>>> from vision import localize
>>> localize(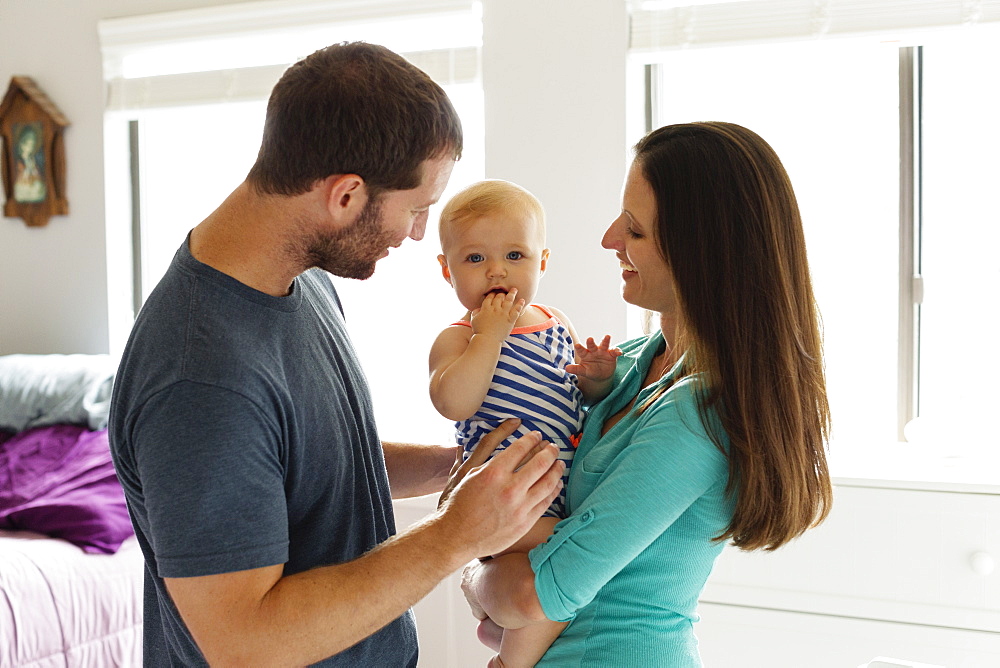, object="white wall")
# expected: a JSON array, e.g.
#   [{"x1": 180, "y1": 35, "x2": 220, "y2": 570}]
[
  {"x1": 482, "y1": 0, "x2": 629, "y2": 343},
  {"x1": 0, "y1": 0, "x2": 238, "y2": 355},
  {"x1": 0, "y1": 0, "x2": 630, "y2": 355}
]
